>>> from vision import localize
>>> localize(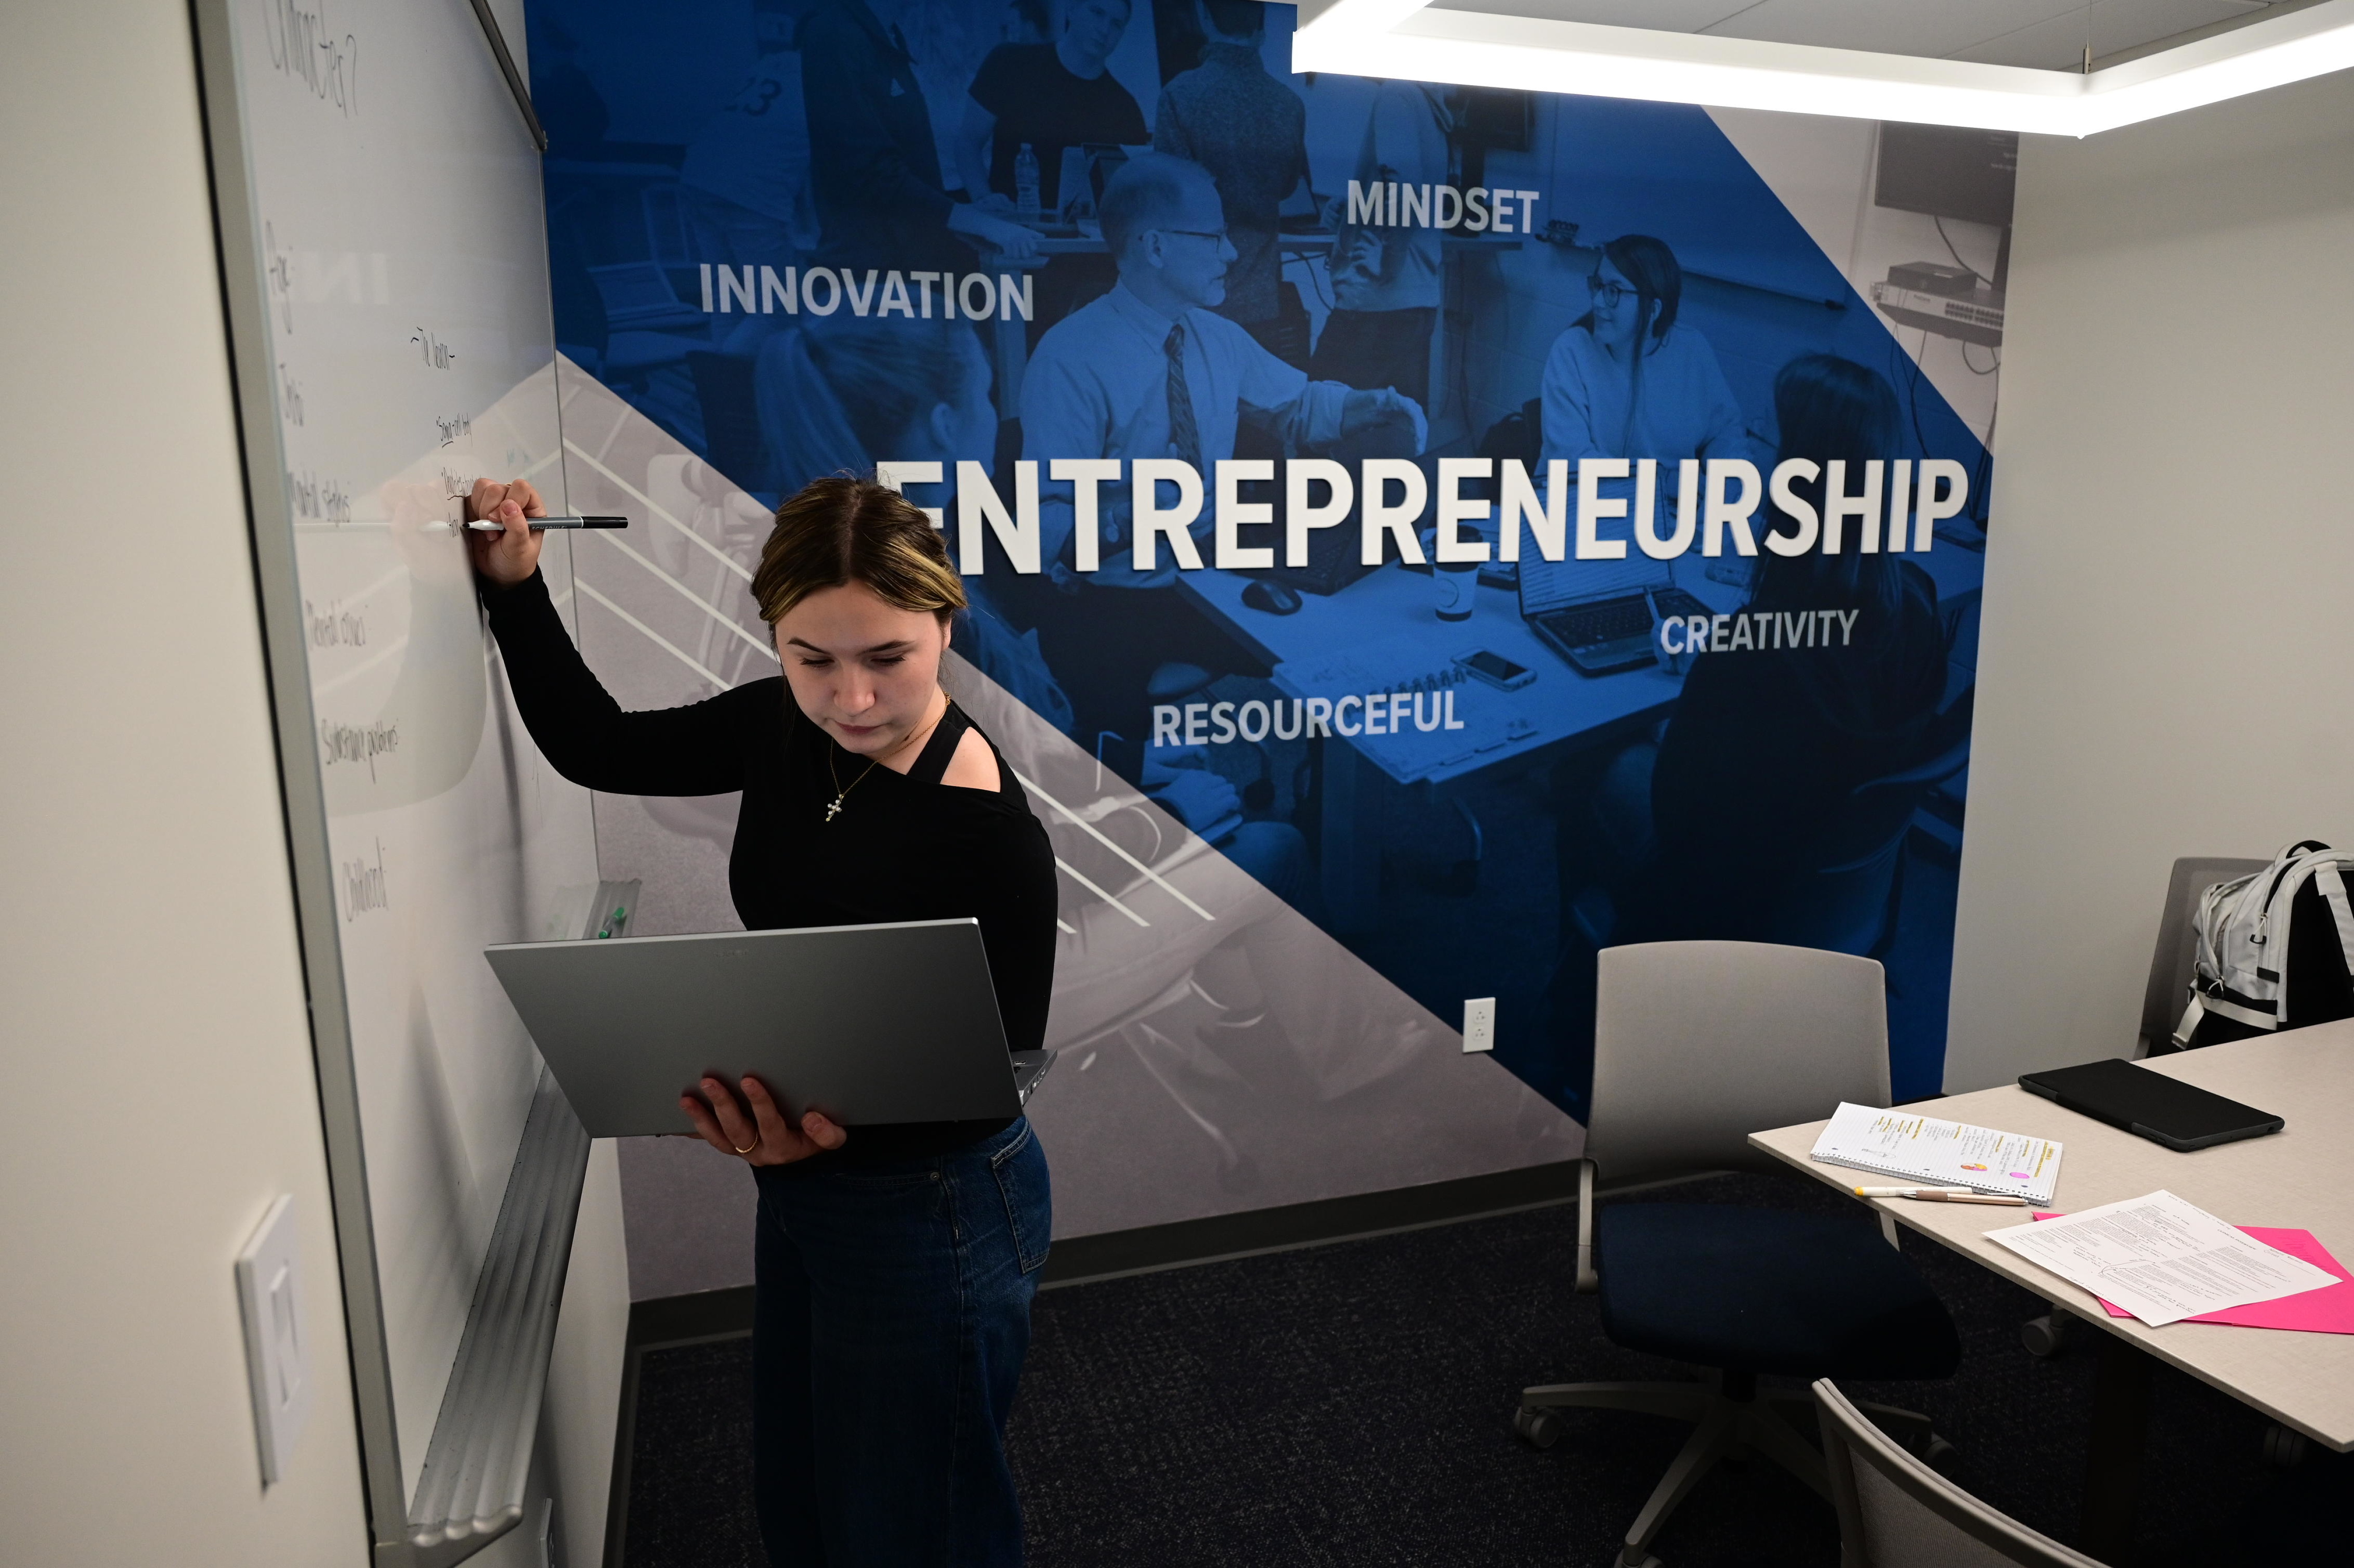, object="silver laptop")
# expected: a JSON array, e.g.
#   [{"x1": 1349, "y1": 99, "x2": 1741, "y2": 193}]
[
  {"x1": 1517, "y1": 553, "x2": 1708, "y2": 676},
  {"x1": 483, "y1": 918, "x2": 1049, "y2": 1139}
]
